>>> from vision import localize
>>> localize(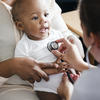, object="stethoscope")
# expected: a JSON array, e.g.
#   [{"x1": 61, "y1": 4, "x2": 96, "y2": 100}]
[{"x1": 47, "y1": 41, "x2": 75, "y2": 84}]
